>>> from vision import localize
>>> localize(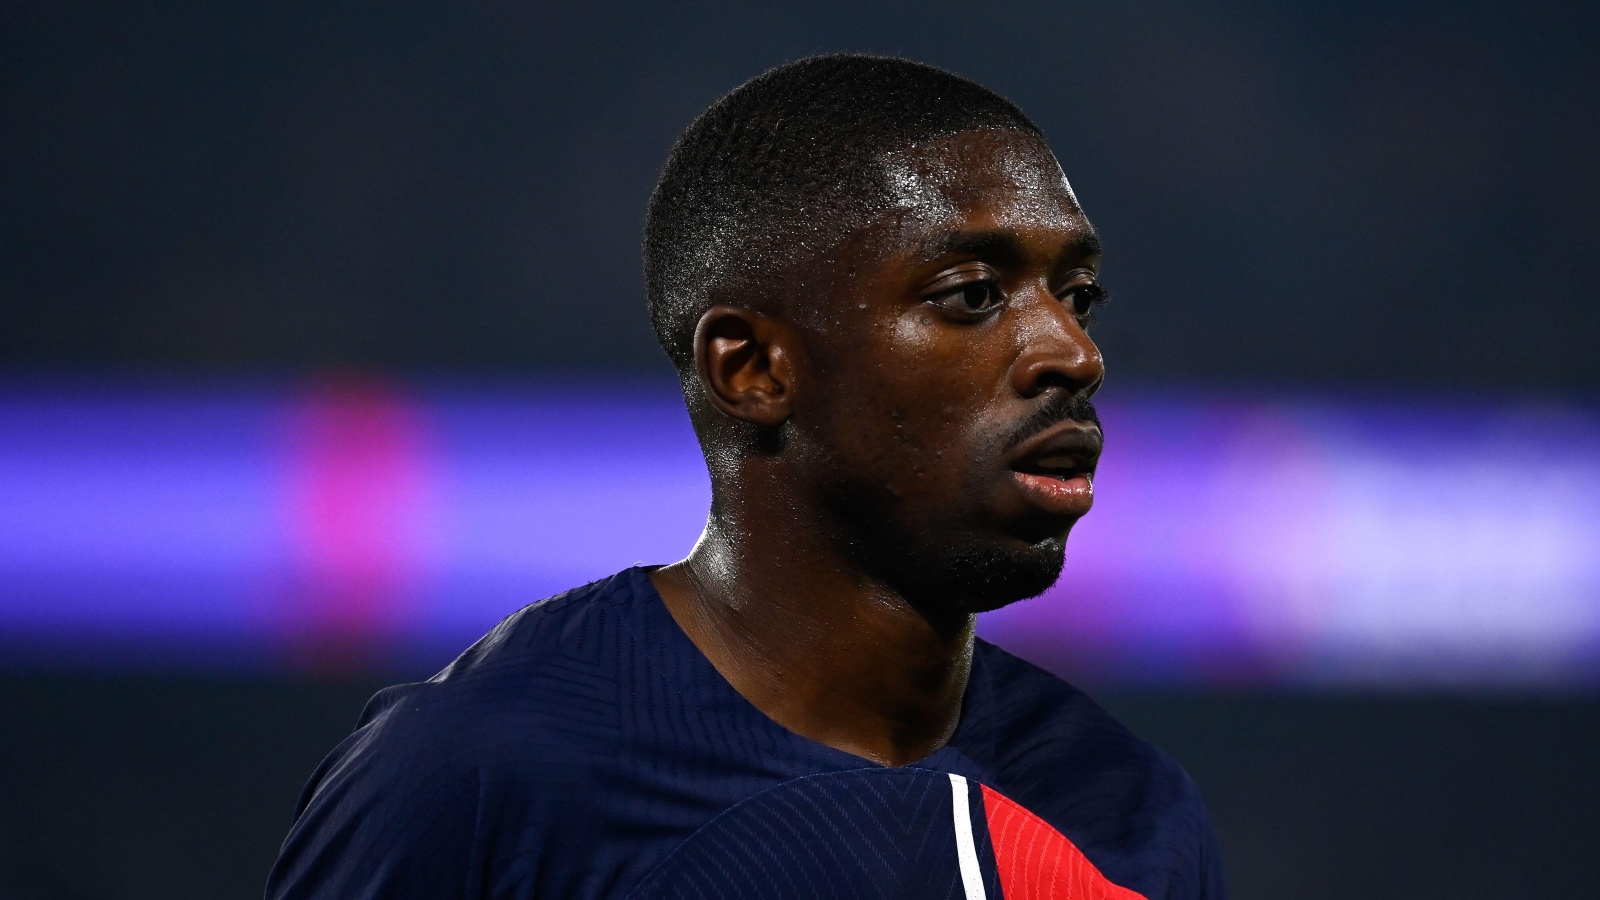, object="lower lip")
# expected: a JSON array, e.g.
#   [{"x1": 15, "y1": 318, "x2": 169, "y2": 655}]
[{"x1": 1011, "y1": 471, "x2": 1095, "y2": 517}]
